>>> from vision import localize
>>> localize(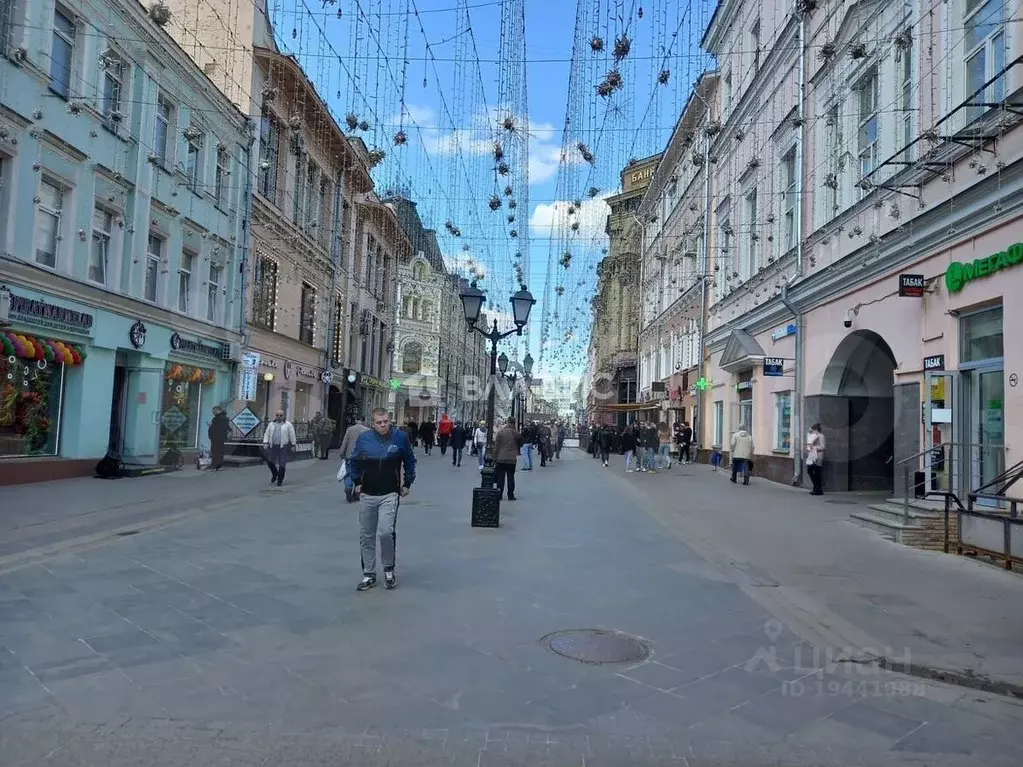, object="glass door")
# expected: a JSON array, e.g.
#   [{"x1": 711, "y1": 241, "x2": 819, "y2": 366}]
[
  {"x1": 925, "y1": 372, "x2": 956, "y2": 494},
  {"x1": 974, "y1": 370, "x2": 1005, "y2": 498}
]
